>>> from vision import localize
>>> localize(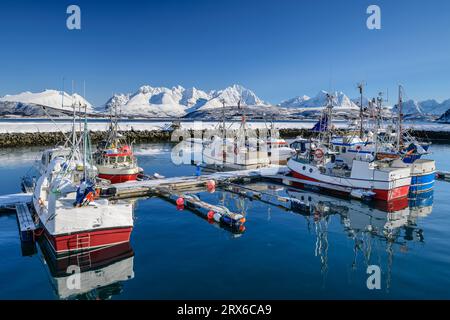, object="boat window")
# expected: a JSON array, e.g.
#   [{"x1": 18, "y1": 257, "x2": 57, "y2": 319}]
[
  {"x1": 117, "y1": 157, "x2": 124, "y2": 163},
  {"x1": 302, "y1": 166, "x2": 306, "y2": 171},
  {"x1": 110, "y1": 157, "x2": 117, "y2": 164},
  {"x1": 309, "y1": 168, "x2": 313, "y2": 173},
  {"x1": 342, "y1": 147, "x2": 347, "y2": 153}
]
